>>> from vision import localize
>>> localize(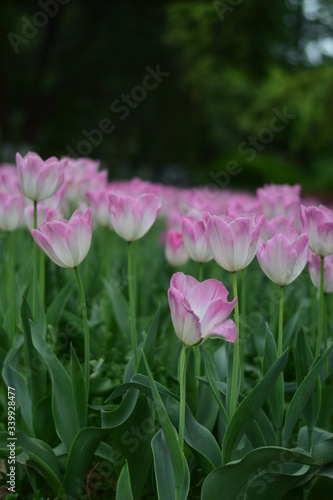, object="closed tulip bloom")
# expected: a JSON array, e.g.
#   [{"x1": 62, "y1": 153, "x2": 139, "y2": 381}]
[
  {"x1": 308, "y1": 252, "x2": 333, "y2": 293},
  {"x1": 164, "y1": 230, "x2": 189, "y2": 267},
  {"x1": 168, "y1": 272, "x2": 237, "y2": 346},
  {"x1": 0, "y1": 193, "x2": 25, "y2": 231},
  {"x1": 300, "y1": 204, "x2": 333, "y2": 257},
  {"x1": 257, "y1": 228, "x2": 308, "y2": 286},
  {"x1": 31, "y1": 208, "x2": 92, "y2": 268},
  {"x1": 16, "y1": 152, "x2": 67, "y2": 202},
  {"x1": 108, "y1": 192, "x2": 162, "y2": 241},
  {"x1": 24, "y1": 204, "x2": 63, "y2": 231},
  {"x1": 207, "y1": 213, "x2": 264, "y2": 272},
  {"x1": 181, "y1": 215, "x2": 213, "y2": 263},
  {"x1": 86, "y1": 189, "x2": 113, "y2": 228}
]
